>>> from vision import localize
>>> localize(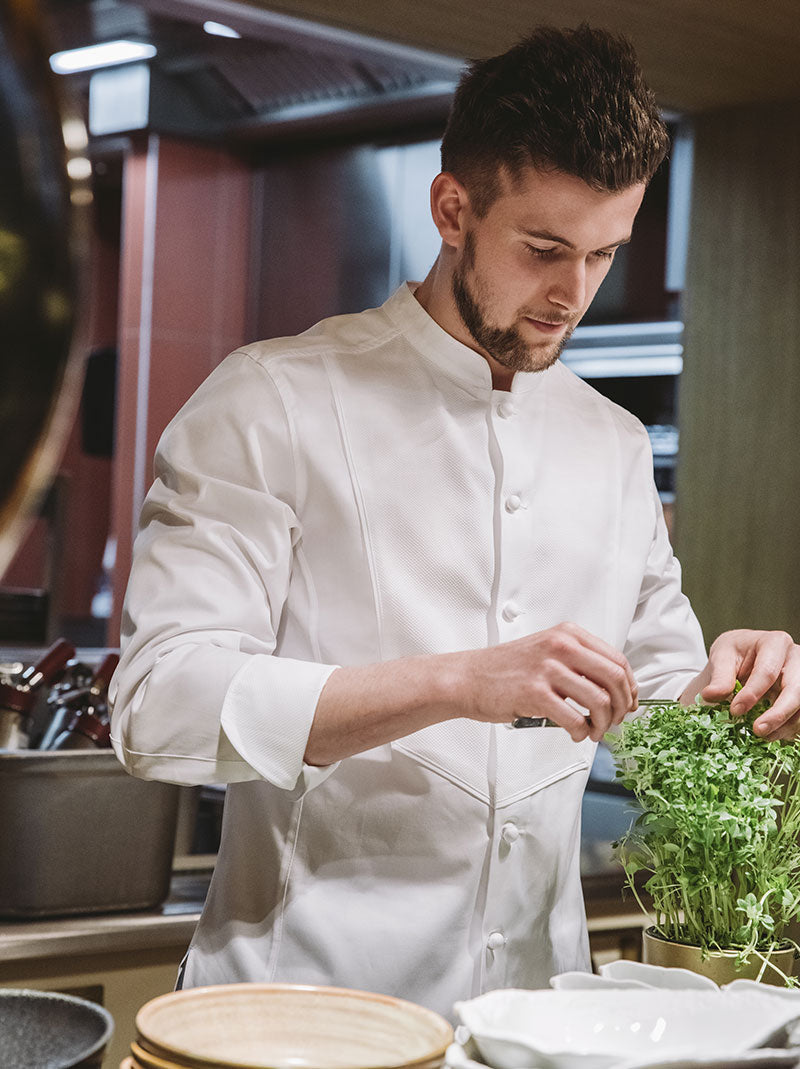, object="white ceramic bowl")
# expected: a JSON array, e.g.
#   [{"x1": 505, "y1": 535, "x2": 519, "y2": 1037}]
[
  {"x1": 598, "y1": 960, "x2": 720, "y2": 991},
  {"x1": 454, "y1": 988, "x2": 800, "y2": 1069},
  {"x1": 135, "y1": 982, "x2": 453, "y2": 1069}
]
